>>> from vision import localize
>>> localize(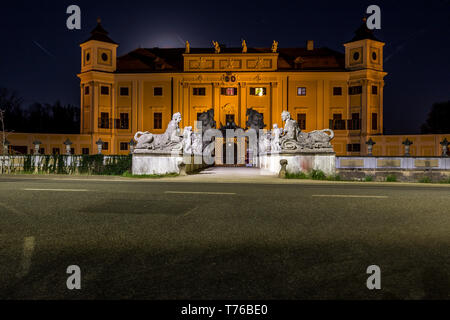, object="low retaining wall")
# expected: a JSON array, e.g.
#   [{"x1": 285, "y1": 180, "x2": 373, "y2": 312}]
[
  {"x1": 0, "y1": 155, "x2": 131, "y2": 175},
  {"x1": 259, "y1": 153, "x2": 336, "y2": 176},
  {"x1": 337, "y1": 156, "x2": 450, "y2": 182},
  {"x1": 337, "y1": 156, "x2": 450, "y2": 170},
  {"x1": 132, "y1": 153, "x2": 208, "y2": 175},
  {"x1": 338, "y1": 169, "x2": 450, "y2": 182}
]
